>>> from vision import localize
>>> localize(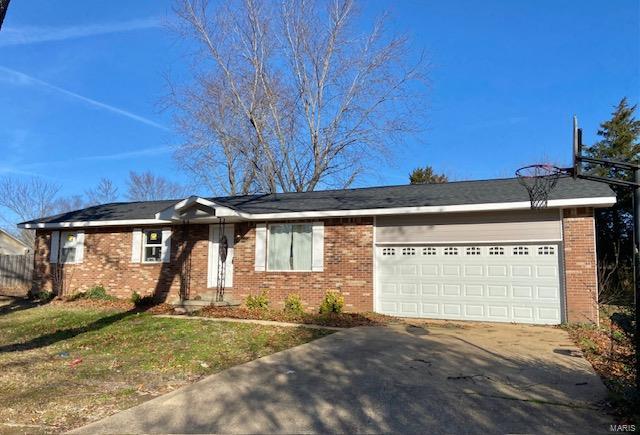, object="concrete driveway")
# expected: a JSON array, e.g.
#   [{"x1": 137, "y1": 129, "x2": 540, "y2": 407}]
[{"x1": 74, "y1": 321, "x2": 611, "y2": 434}]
